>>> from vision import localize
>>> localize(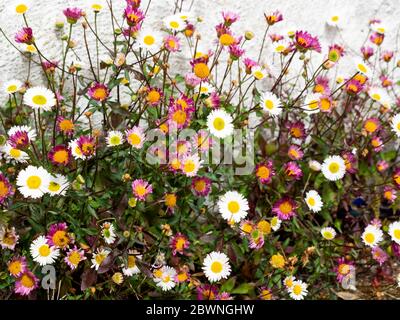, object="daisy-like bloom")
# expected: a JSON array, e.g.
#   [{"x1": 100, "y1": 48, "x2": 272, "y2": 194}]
[
  {"x1": 391, "y1": 114, "x2": 400, "y2": 137},
  {"x1": 191, "y1": 56, "x2": 211, "y2": 80},
  {"x1": 259, "y1": 287, "x2": 273, "y2": 300},
  {"x1": 16, "y1": 165, "x2": 51, "y2": 199},
  {"x1": 164, "y1": 35, "x2": 181, "y2": 52},
  {"x1": 361, "y1": 46, "x2": 374, "y2": 60},
  {"x1": 229, "y1": 44, "x2": 245, "y2": 60},
  {"x1": 294, "y1": 31, "x2": 321, "y2": 53},
  {"x1": 271, "y1": 216, "x2": 281, "y2": 231},
  {"x1": 321, "y1": 155, "x2": 346, "y2": 181},
  {"x1": 122, "y1": 253, "x2": 141, "y2": 276},
  {"x1": 371, "y1": 21, "x2": 387, "y2": 34},
  {"x1": 222, "y1": 11, "x2": 239, "y2": 26},
  {"x1": 393, "y1": 167, "x2": 400, "y2": 188},
  {"x1": 363, "y1": 118, "x2": 380, "y2": 135},
  {"x1": 368, "y1": 87, "x2": 388, "y2": 104},
  {"x1": 383, "y1": 186, "x2": 397, "y2": 203},
  {"x1": 248, "y1": 229, "x2": 265, "y2": 250},
  {"x1": 216, "y1": 292, "x2": 232, "y2": 300},
  {"x1": 388, "y1": 221, "x2": 400, "y2": 245},
  {"x1": 361, "y1": 224, "x2": 383, "y2": 247},
  {"x1": 264, "y1": 10, "x2": 283, "y2": 25},
  {"x1": 106, "y1": 130, "x2": 124, "y2": 147},
  {"x1": 272, "y1": 197, "x2": 297, "y2": 220},
  {"x1": 284, "y1": 161, "x2": 303, "y2": 180},
  {"x1": 197, "y1": 284, "x2": 218, "y2": 300},
  {"x1": 164, "y1": 193, "x2": 177, "y2": 213},
  {"x1": 289, "y1": 280, "x2": 308, "y2": 300},
  {"x1": 15, "y1": 27, "x2": 33, "y2": 44},
  {"x1": 47, "y1": 222, "x2": 70, "y2": 249},
  {"x1": 77, "y1": 135, "x2": 96, "y2": 159},
  {"x1": 180, "y1": 154, "x2": 202, "y2": 177},
  {"x1": 1, "y1": 143, "x2": 29, "y2": 163},
  {"x1": 192, "y1": 130, "x2": 212, "y2": 153},
  {"x1": 243, "y1": 57, "x2": 257, "y2": 74},
  {"x1": 56, "y1": 117, "x2": 75, "y2": 136},
  {"x1": 30, "y1": 236, "x2": 60, "y2": 266},
  {"x1": 124, "y1": 4, "x2": 144, "y2": 25},
  {"x1": 239, "y1": 220, "x2": 255, "y2": 237},
  {"x1": 372, "y1": 246, "x2": 388, "y2": 266},
  {"x1": 136, "y1": 29, "x2": 162, "y2": 52},
  {"x1": 345, "y1": 78, "x2": 364, "y2": 95},
  {"x1": 68, "y1": 139, "x2": 85, "y2": 160},
  {"x1": 0, "y1": 173, "x2": 14, "y2": 204},
  {"x1": 0, "y1": 226, "x2": 19, "y2": 250},
  {"x1": 370, "y1": 32, "x2": 384, "y2": 46},
  {"x1": 305, "y1": 190, "x2": 323, "y2": 212},
  {"x1": 8, "y1": 256, "x2": 27, "y2": 278},
  {"x1": 14, "y1": 271, "x2": 39, "y2": 296},
  {"x1": 88, "y1": 82, "x2": 110, "y2": 102},
  {"x1": 41, "y1": 60, "x2": 58, "y2": 74},
  {"x1": 63, "y1": 7, "x2": 84, "y2": 24},
  {"x1": 145, "y1": 87, "x2": 163, "y2": 106},
  {"x1": 270, "y1": 253, "x2": 285, "y2": 269},
  {"x1": 371, "y1": 136, "x2": 384, "y2": 152},
  {"x1": 321, "y1": 227, "x2": 336, "y2": 240},
  {"x1": 89, "y1": 0, "x2": 106, "y2": 12},
  {"x1": 112, "y1": 272, "x2": 124, "y2": 285},
  {"x1": 283, "y1": 276, "x2": 296, "y2": 289},
  {"x1": 260, "y1": 92, "x2": 282, "y2": 116},
  {"x1": 355, "y1": 59, "x2": 371, "y2": 77},
  {"x1": 132, "y1": 179, "x2": 152, "y2": 201},
  {"x1": 314, "y1": 76, "x2": 330, "y2": 95},
  {"x1": 207, "y1": 109, "x2": 234, "y2": 139},
  {"x1": 3, "y1": 79, "x2": 23, "y2": 94},
  {"x1": 205, "y1": 91, "x2": 221, "y2": 109},
  {"x1": 164, "y1": 14, "x2": 186, "y2": 31},
  {"x1": 335, "y1": 257, "x2": 355, "y2": 284},
  {"x1": 175, "y1": 266, "x2": 191, "y2": 283},
  {"x1": 48, "y1": 145, "x2": 71, "y2": 166},
  {"x1": 8, "y1": 125, "x2": 36, "y2": 149},
  {"x1": 125, "y1": 126, "x2": 146, "y2": 149},
  {"x1": 252, "y1": 66, "x2": 268, "y2": 80},
  {"x1": 303, "y1": 93, "x2": 321, "y2": 114},
  {"x1": 287, "y1": 120, "x2": 306, "y2": 140},
  {"x1": 342, "y1": 151, "x2": 357, "y2": 174},
  {"x1": 377, "y1": 160, "x2": 389, "y2": 173},
  {"x1": 47, "y1": 174, "x2": 69, "y2": 197},
  {"x1": 191, "y1": 176, "x2": 212, "y2": 196},
  {"x1": 170, "y1": 232, "x2": 190, "y2": 256},
  {"x1": 326, "y1": 14, "x2": 342, "y2": 27},
  {"x1": 202, "y1": 251, "x2": 231, "y2": 283},
  {"x1": 217, "y1": 191, "x2": 249, "y2": 223},
  {"x1": 381, "y1": 50, "x2": 394, "y2": 62},
  {"x1": 24, "y1": 86, "x2": 56, "y2": 111},
  {"x1": 288, "y1": 145, "x2": 304, "y2": 161},
  {"x1": 101, "y1": 222, "x2": 116, "y2": 244},
  {"x1": 12, "y1": 0, "x2": 31, "y2": 14},
  {"x1": 195, "y1": 82, "x2": 212, "y2": 96},
  {"x1": 255, "y1": 160, "x2": 275, "y2": 184},
  {"x1": 154, "y1": 266, "x2": 177, "y2": 291},
  {"x1": 91, "y1": 248, "x2": 110, "y2": 271},
  {"x1": 380, "y1": 75, "x2": 393, "y2": 88}
]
